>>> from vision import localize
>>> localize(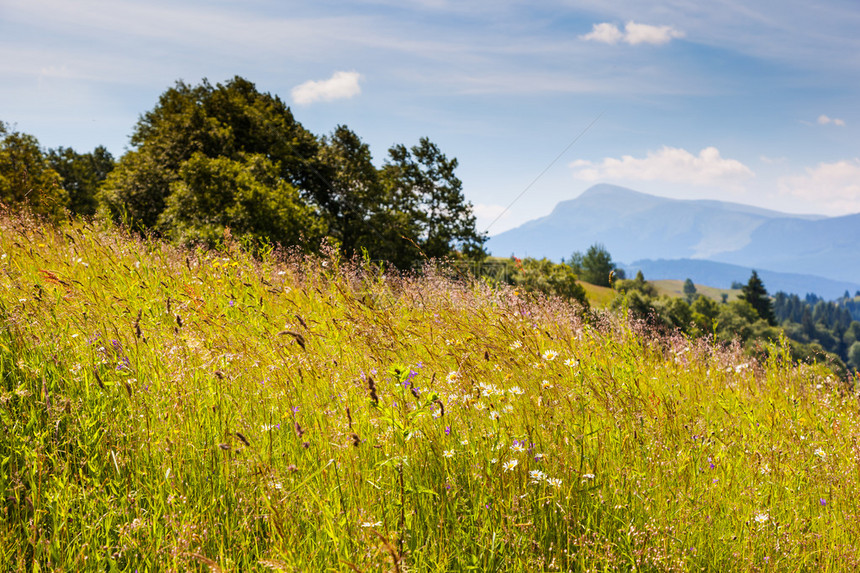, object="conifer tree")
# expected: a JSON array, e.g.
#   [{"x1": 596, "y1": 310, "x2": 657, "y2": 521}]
[{"x1": 740, "y1": 270, "x2": 776, "y2": 325}]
